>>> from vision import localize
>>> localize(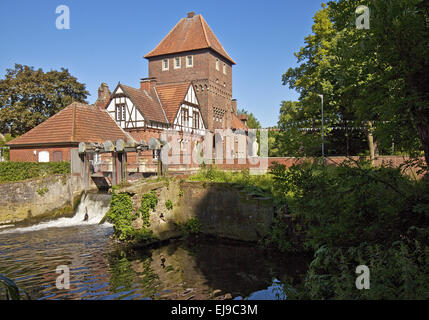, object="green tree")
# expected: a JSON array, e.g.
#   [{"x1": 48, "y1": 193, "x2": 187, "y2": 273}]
[
  {"x1": 0, "y1": 64, "x2": 89, "y2": 136},
  {"x1": 328, "y1": 0, "x2": 429, "y2": 164},
  {"x1": 0, "y1": 133, "x2": 13, "y2": 160}
]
